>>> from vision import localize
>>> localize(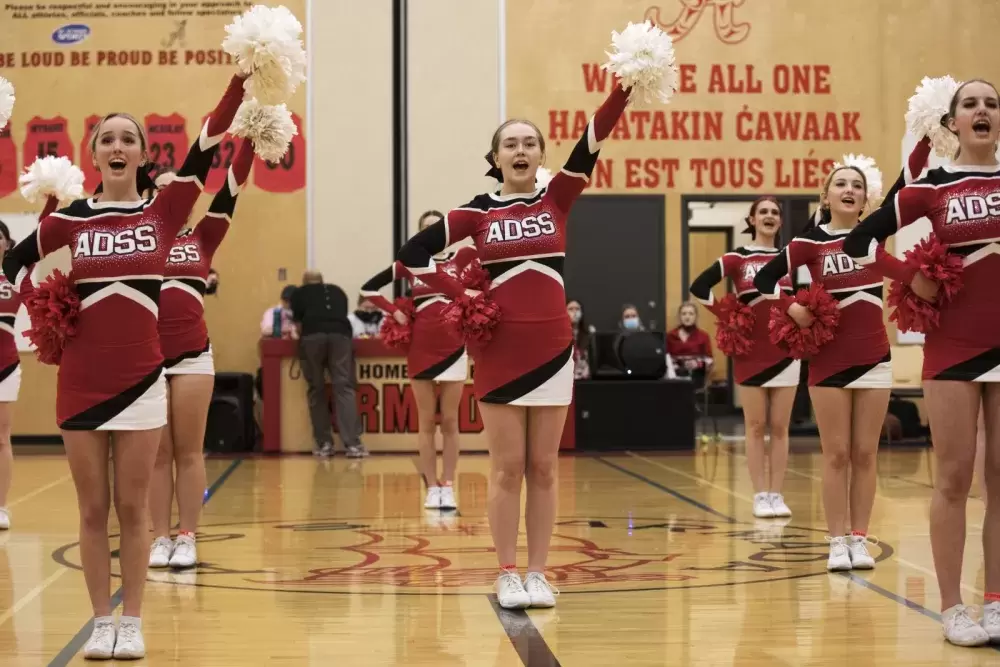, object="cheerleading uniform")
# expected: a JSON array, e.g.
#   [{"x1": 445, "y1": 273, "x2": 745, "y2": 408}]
[
  {"x1": 362, "y1": 245, "x2": 477, "y2": 382},
  {"x1": 845, "y1": 163, "x2": 1000, "y2": 382},
  {"x1": 0, "y1": 276, "x2": 20, "y2": 402},
  {"x1": 754, "y1": 225, "x2": 891, "y2": 388},
  {"x1": 395, "y1": 83, "x2": 630, "y2": 405},
  {"x1": 1, "y1": 75, "x2": 245, "y2": 430},
  {"x1": 690, "y1": 246, "x2": 800, "y2": 387},
  {"x1": 160, "y1": 138, "x2": 253, "y2": 377}
]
